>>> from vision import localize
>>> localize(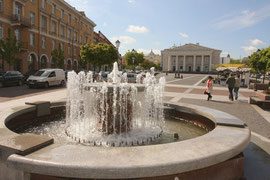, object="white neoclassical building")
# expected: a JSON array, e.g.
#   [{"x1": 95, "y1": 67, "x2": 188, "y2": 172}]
[{"x1": 161, "y1": 43, "x2": 222, "y2": 72}]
